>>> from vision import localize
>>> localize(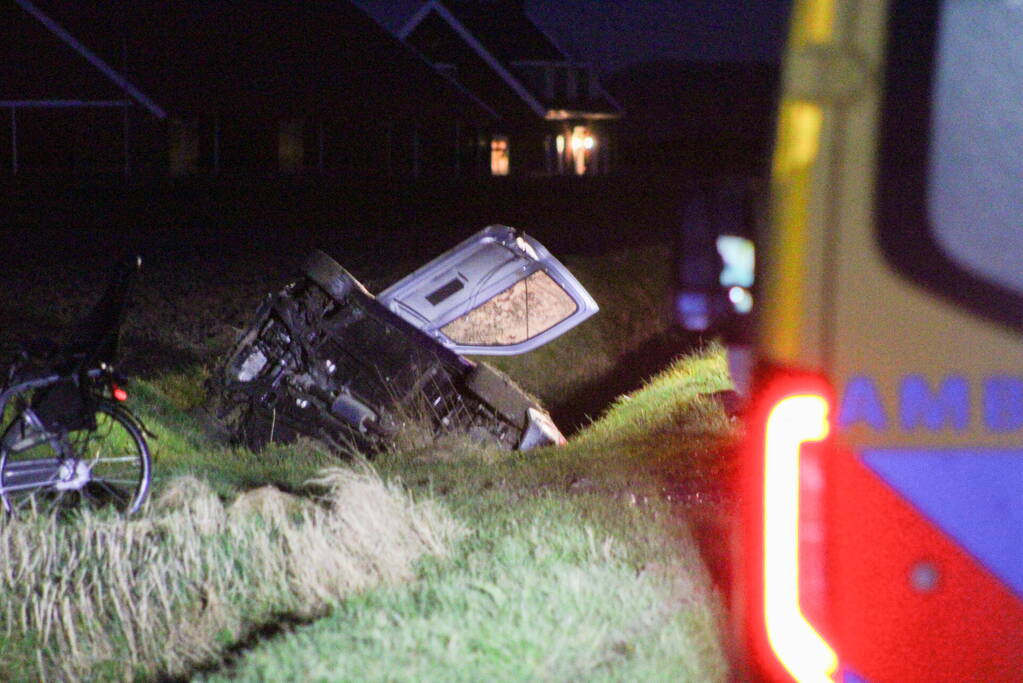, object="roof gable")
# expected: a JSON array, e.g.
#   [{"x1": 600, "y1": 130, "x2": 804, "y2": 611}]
[
  {"x1": 162, "y1": 0, "x2": 496, "y2": 119},
  {"x1": 443, "y1": 0, "x2": 565, "y2": 64},
  {"x1": 17, "y1": 0, "x2": 497, "y2": 122},
  {"x1": 400, "y1": 0, "x2": 546, "y2": 117},
  {"x1": 400, "y1": 0, "x2": 622, "y2": 119},
  {"x1": 4, "y1": 0, "x2": 165, "y2": 117}
]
